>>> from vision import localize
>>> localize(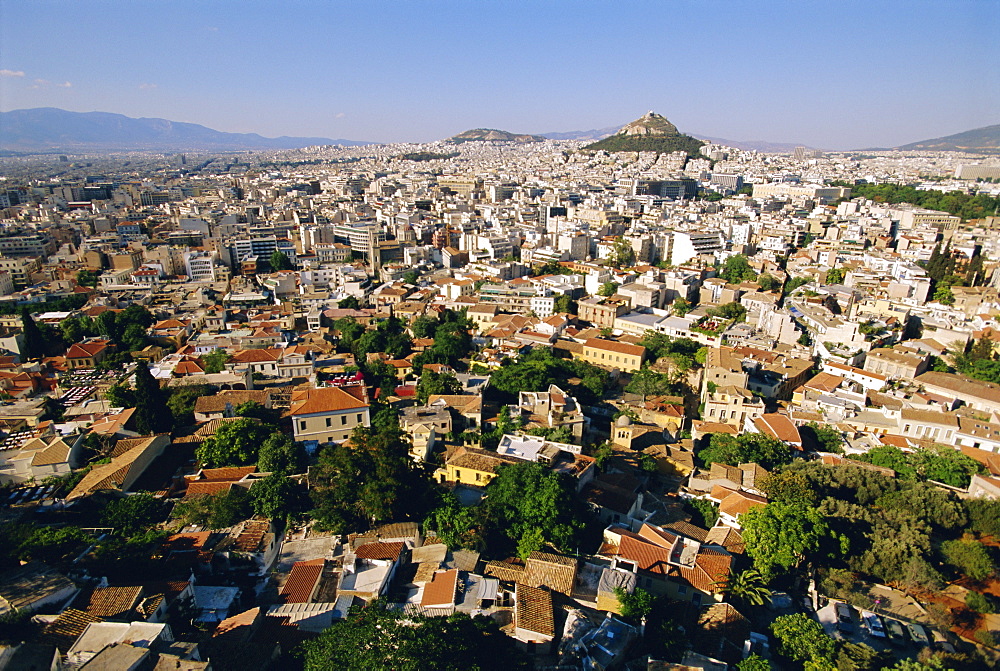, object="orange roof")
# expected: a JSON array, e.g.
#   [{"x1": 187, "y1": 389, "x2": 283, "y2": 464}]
[
  {"x1": 66, "y1": 340, "x2": 110, "y2": 359},
  {"x1": 191, "y1": 466, "x2": 257, "y2": 481},
  {"x1": 231, "y1": 349, "x2": 279, "y2": 363},
  {"x1": 584, "y1": 338, "x2": 646, "y2": 357},
  {"x1": 280, "y1": 560, "x2": 324, "y2": 603},
  {"x1": 355, "y1": 541, "x2": 404, "y2": 561},
  {"x1": 173, "y1": 360, "x2": 205, "y2": 374},
  {"x1": 290, "y1": 386, "x2": 368, "y2": 416},
  {"x1": 420, "y1": 569, "x2": 459, "y2": 608},
  {"x1": 185, "y1": 481, "x2": 235, "y2": 498},
  {"x1": 753, "y1": 414, "x2": 802, "y2": 447}
]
